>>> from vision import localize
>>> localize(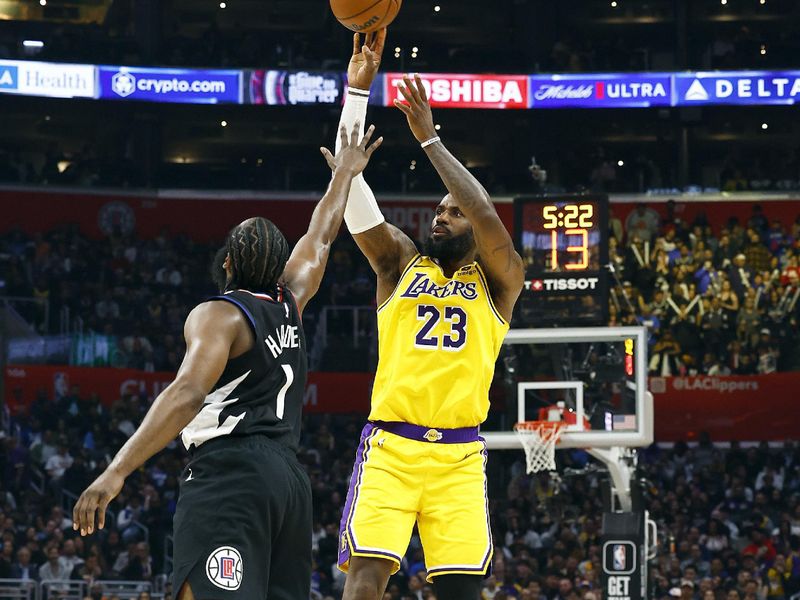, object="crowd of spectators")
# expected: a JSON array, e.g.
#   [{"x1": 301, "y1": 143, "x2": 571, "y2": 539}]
[
  {"x1": 2, "y1": 393, "x2": 800, "y2": 600},
  {"x1": 610, "y1": 203, "x2": 800, "y2": 375}
]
